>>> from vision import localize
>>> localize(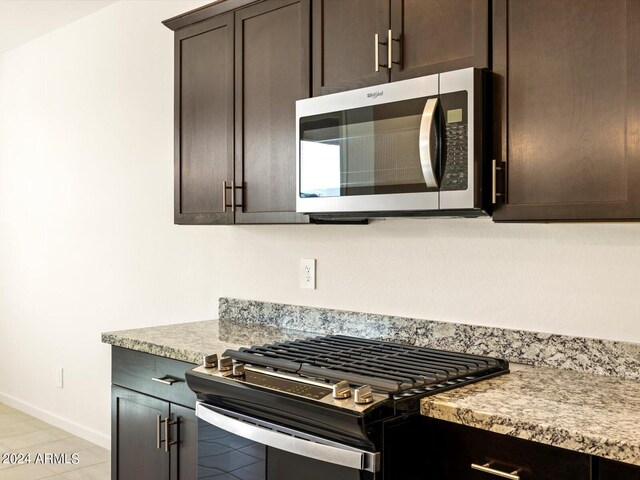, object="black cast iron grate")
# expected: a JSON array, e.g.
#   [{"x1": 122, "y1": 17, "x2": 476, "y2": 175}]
[{"x1": 225, "y1": 335, "x2": 508, "y2": 394}]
